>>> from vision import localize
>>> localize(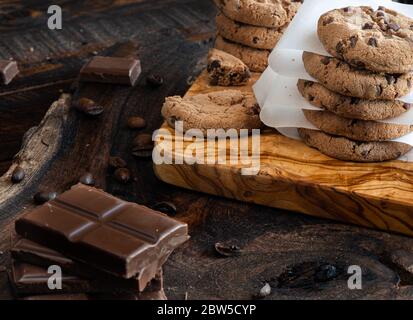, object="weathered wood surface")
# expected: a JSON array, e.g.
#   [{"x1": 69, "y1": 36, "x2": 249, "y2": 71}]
[{"x1": 1, "y1": 0, "x2": 413, "y2": 300}]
